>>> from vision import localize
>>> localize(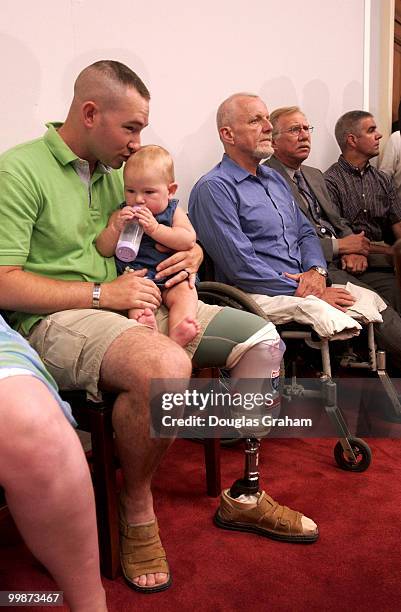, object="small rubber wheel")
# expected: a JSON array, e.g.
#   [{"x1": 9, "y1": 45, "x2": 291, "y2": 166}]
[{"x1": 334, "y1": 437, "x2": 372, "y2": 472}]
